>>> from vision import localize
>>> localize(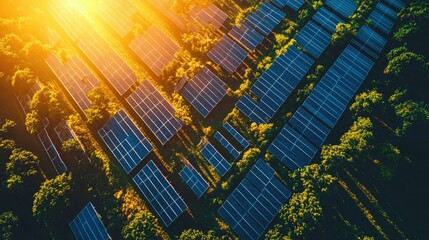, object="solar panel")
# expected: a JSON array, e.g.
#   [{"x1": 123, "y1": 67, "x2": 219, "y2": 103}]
[
  {"x1": 133, "y1": 160, "x2": 187, "y2": 226},
  {"x1": 384, "y1": 0, "x2": 405, "y2": 11},
  {"x1": 98, "y1": 0, "x2": 137, "y2": 38},
  {"x1": 16, "y1": 82, "x2": 41, "y2": 115},
  {"x1": 77, "y1": 32, "x2": 137, "y2": 95},
  {"x1": 325, "y1": 0, "x2": 358, "y2": 19},
  {"x1": 200, "y1": 141, "x2": 231, "y2": 177},
  {"x1": 272, "y1": 0, "x2": 305, "y2": 12},
  {"x1": 126, "y1": 80, "x2": 183, "y2": 145},
  {"x1": 228, "y1": 22, "x2": 265, "y2": 51},
  {"x1": 218, "y1": 159, "x2": 292, "y2": 240},
  {"x1": 236, "y1": 46, "x2": 314, "y2": 123},
  {"x1": 312, "y1": 7, "x2": 344, "y2": 34},
  {"x1": 54, "y1": 120, "x2": 74, "y2": 143},
  {"x1": 180, "y1": 67, "x2": 227, "y2": 118},
  {"x1": 47, "y1": 28, "x2": 60, "y2": 46},
  {"x1": 295, "y1": 20, "x2": 333, "y2": 59},
  {"x1": 369, "y1": 2, "x2": 398, "y2": 34},
  {"x1": 38, "y1": 119, "x2": 67, "y2": 175},
  {"x1": 189, "y1": 3, "x2": 228, "y2": 29},
  {"x1": 352, "y1": 25, "x2": 387, "y2": 59},
  {"x1": 69, "y1": 202, "x2": 110, "y2": 240},
  {"x1": 179, "y1": 163, "x2": 209, "y2": 198},
  {"x1": 129, "y1": 26, "x2": 180, "y2": 77},
  {"x1": 214, "y1": 132, "x2": 240, "y2": 160},
  {"x1": 45, "y1": 54, "x2": 99, "y2": 112},
  {"x1": 207, "y1": 35, "x2": 248, "y2": 74},
  {"x1": 223, "y1": 122, "x2": 250, "y2": 149},
  {"x1": 244, "y1": 2, "x2": 286, "y2": 36},
  {"x1": 146, "y1": 0, "x2": 187, "y2": 30},
  {"x1": 50, "y1": 2, "x2": 87, "y2": 42},
  {"x1": 98, "y1": 110, "x2": 153, "y2": 174}
]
